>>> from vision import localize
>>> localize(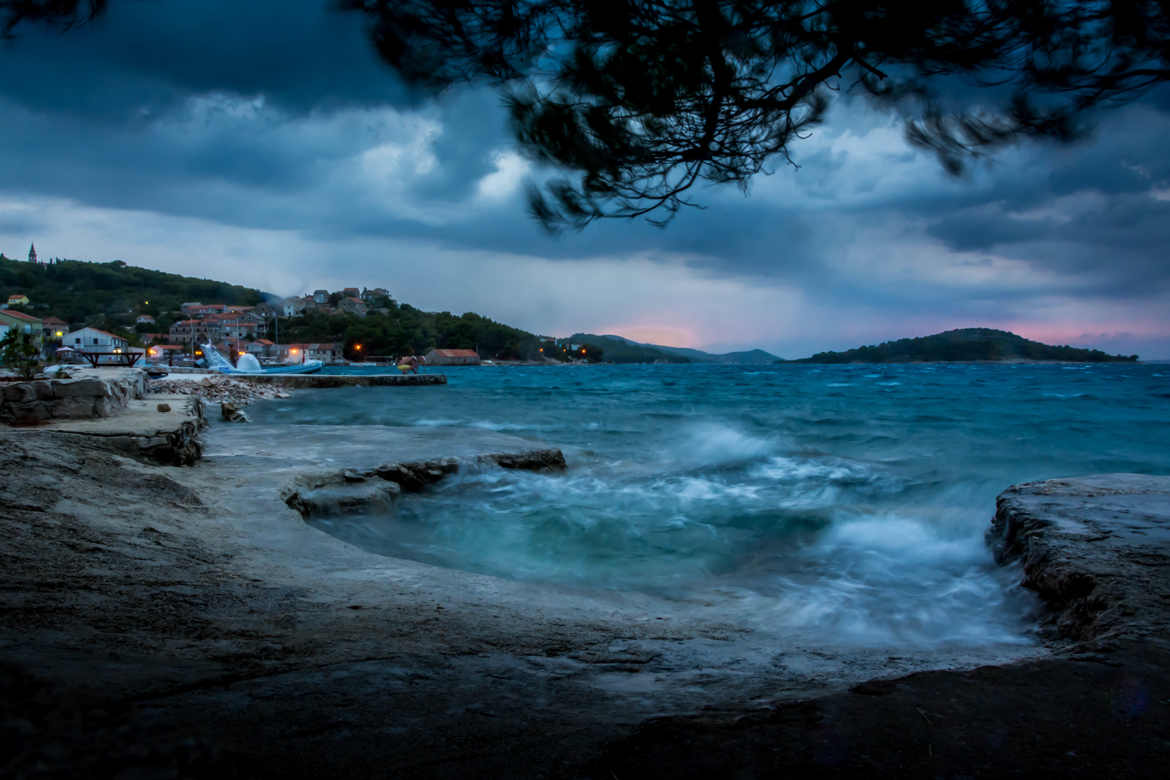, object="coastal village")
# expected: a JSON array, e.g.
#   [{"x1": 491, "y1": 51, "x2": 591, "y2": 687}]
[{"x1": 0, "y1": 243, "x2": 487, "y2": 367}]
